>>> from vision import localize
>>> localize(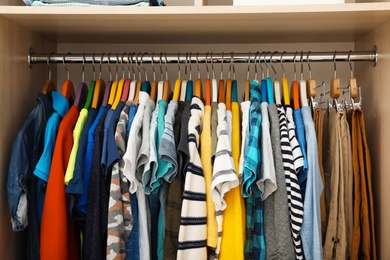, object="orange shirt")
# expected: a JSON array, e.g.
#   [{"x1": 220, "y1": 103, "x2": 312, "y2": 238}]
[{"x1": 40, "y1": 105, "x2": 80, "y2": 260}]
